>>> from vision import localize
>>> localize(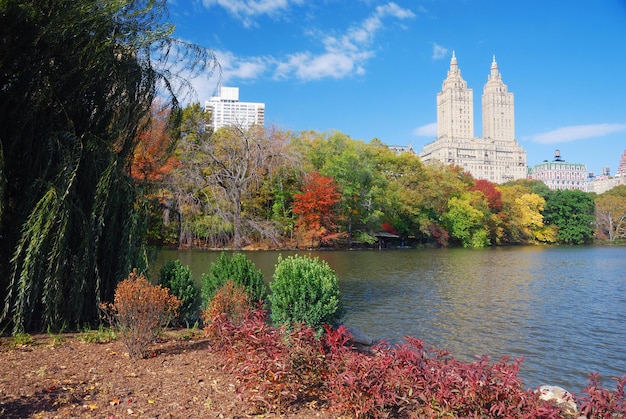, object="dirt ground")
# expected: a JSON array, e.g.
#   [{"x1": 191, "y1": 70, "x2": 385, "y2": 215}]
[{"x1": 0, "y1": 331, "x2": 336, "y2": 419}]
